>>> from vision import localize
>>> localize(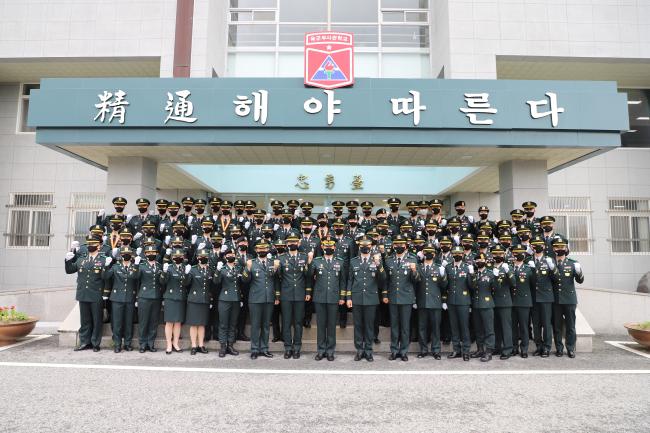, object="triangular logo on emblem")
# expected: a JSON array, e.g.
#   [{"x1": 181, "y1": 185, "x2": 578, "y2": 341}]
[{"x1": 310, "y1": 55, "x2": 348, "y2": 81}]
